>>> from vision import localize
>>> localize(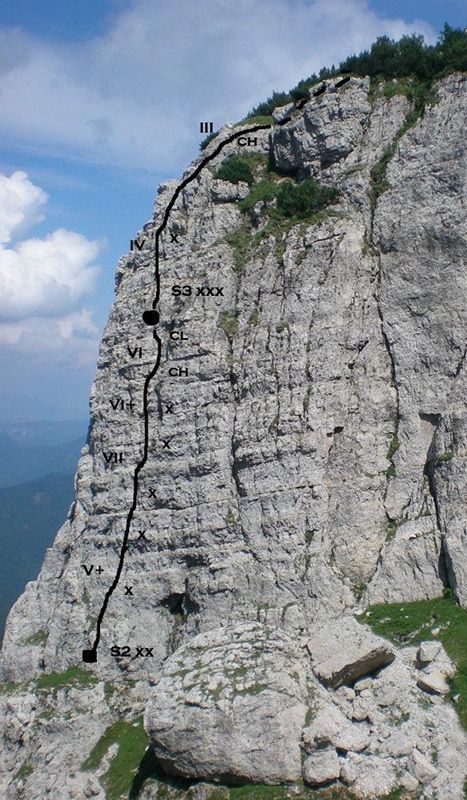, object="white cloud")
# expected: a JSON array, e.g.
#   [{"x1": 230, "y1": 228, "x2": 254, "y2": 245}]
[
  {"x1": 0, "y1": 310, "x2": 98, "y2": 358},
  {"x1": 0, "y1": 226, "x2": 100, "y2": 321},
  {"x1": 0, "y1": 170, "x2": 47, "y2": 244},
  {"x1": 0, "y1": 309, "x2": 99, "y2": 406},
  {"x1": 0, "y1": 170, "x2": 101, "y2": 362},
  {"x1": 0, "y1": 171, "x2": 101, "y2": 323},
  {"x1": 0, "y1": 0, "x2": 437, "y2": 174}
]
